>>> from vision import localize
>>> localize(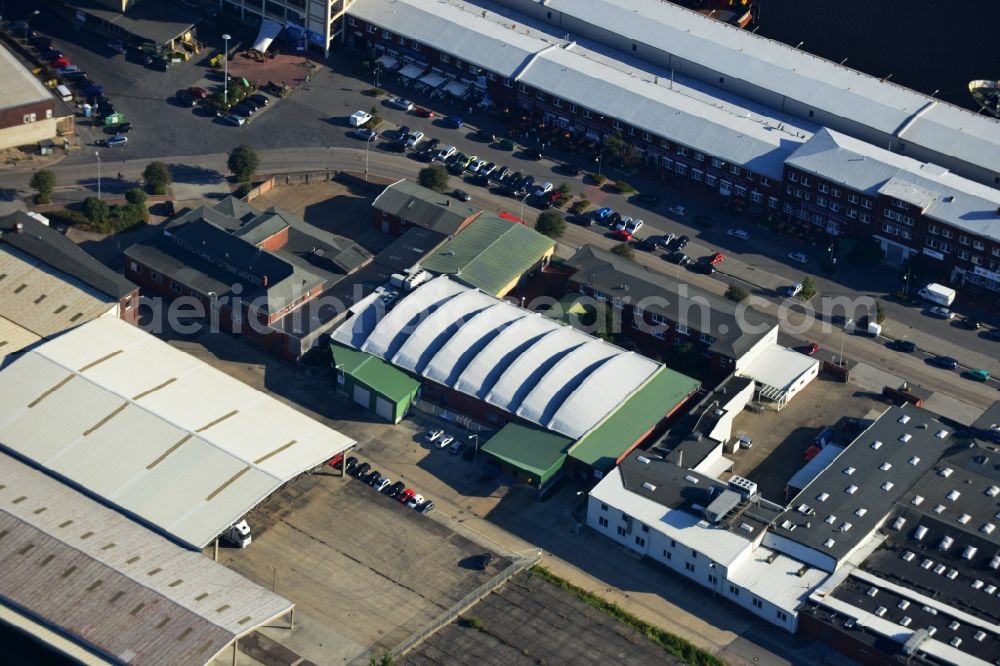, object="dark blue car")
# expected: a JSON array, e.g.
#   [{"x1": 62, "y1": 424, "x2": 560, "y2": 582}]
[{"x1": 442, "y1": 115, "x2": 463, "y2": 128}]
